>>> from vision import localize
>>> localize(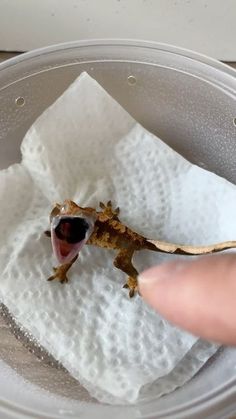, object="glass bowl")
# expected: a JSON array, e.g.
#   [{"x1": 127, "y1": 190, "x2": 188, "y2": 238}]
[{"x1": 0, "y1": 40, "x2": 236, "y2": 419}]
